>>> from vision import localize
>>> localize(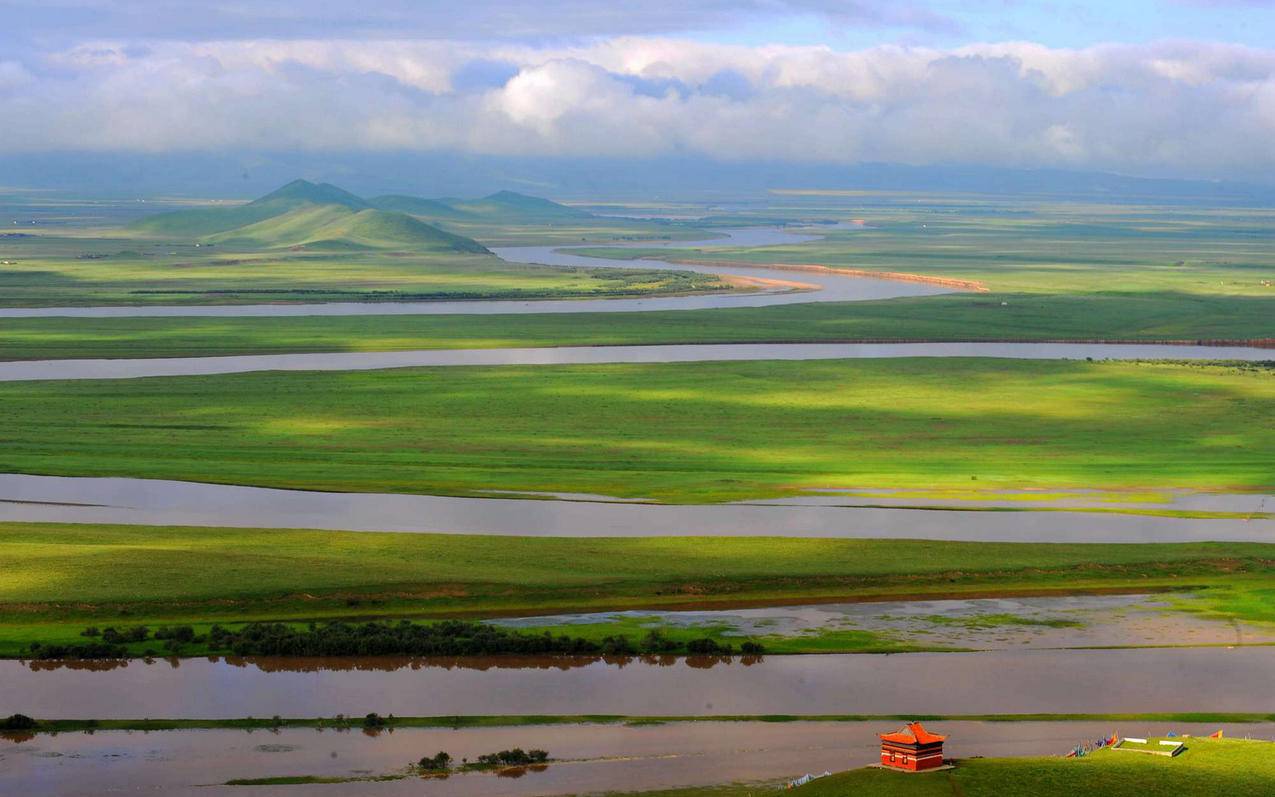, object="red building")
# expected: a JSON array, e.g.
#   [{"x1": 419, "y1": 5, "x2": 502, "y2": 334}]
[{"x1": 879, "y1": 721, "x2": 947, "y2": 772}]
